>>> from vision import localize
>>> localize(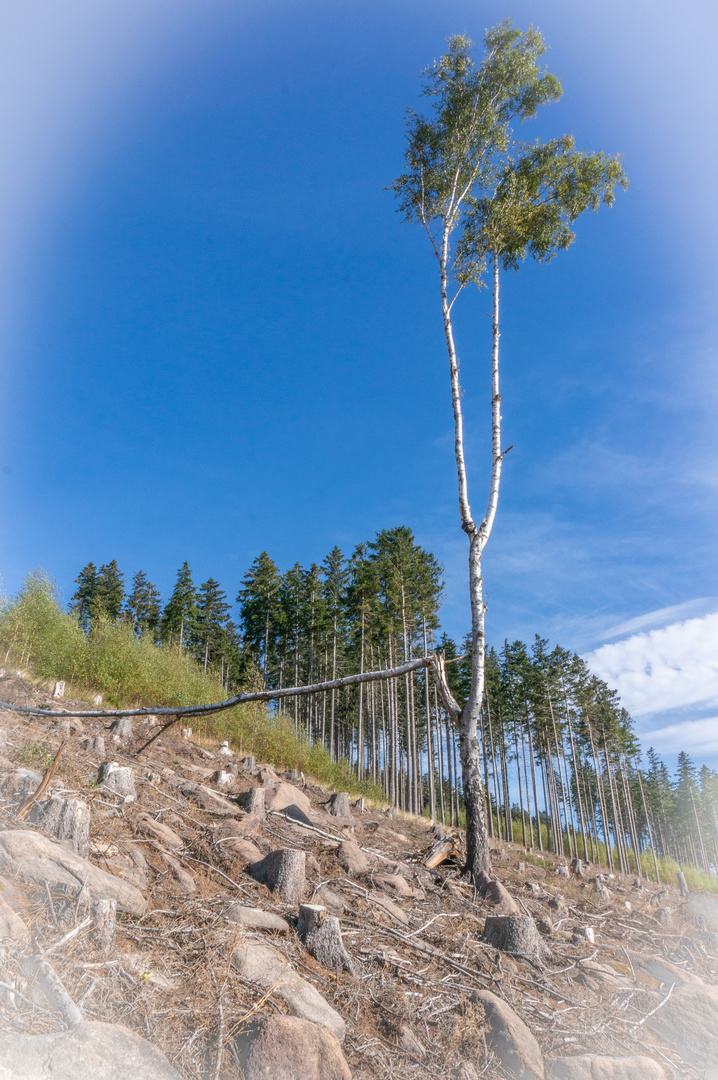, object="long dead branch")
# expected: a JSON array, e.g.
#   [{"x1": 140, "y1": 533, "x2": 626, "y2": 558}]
[{"x1": 0, "y1": 656, "x2": 436, "y2": 721}]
